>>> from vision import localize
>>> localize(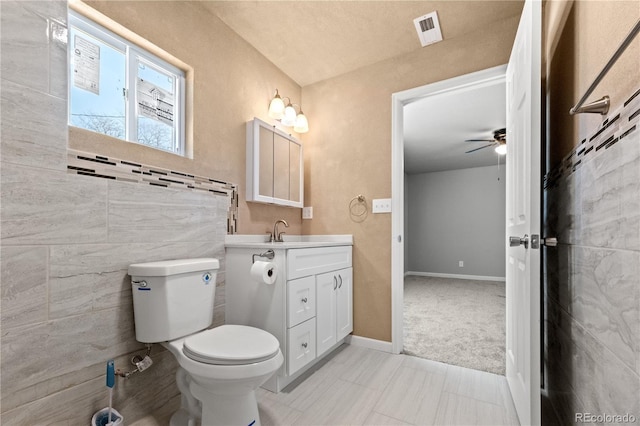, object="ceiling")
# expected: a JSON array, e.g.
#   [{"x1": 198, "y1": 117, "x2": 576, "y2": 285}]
[
  {"x1": 200, "y1": 1, "x2": 521, "y2": 173},
  {"x1": 201, "y1": 1, "x2": 524, "y2": 87},
  {"x1": 403, "y1": 80, "x2": 507, "y2": 174}
]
